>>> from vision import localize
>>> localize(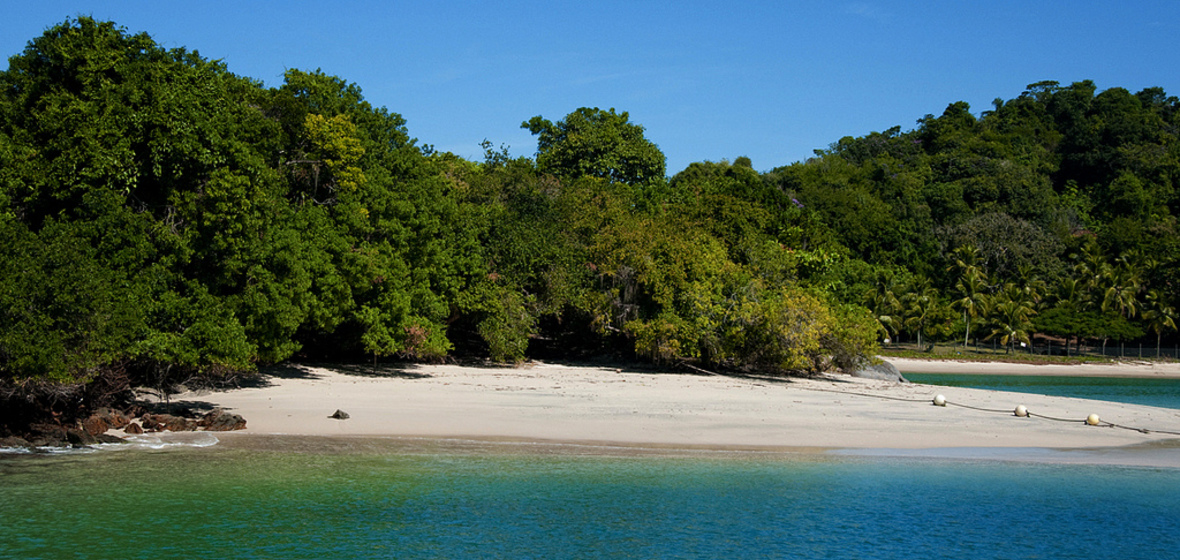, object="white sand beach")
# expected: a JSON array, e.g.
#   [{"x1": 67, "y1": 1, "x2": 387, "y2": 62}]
[{"x1": 171, "y1": 360, "x2": 1180, "y2": 453}]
